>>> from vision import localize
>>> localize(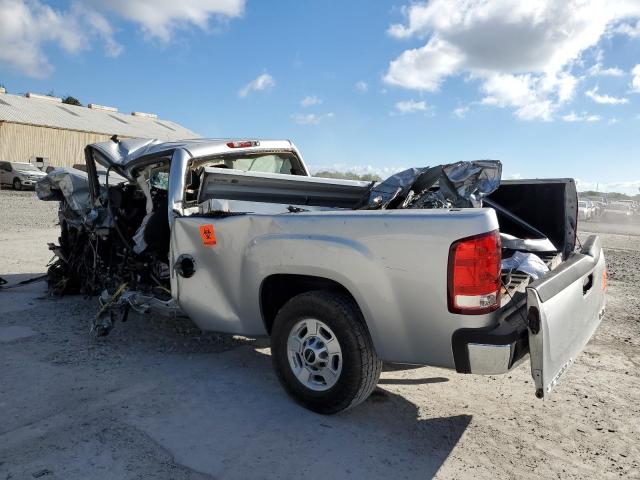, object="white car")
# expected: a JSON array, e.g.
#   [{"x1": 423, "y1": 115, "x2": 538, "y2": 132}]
[
  {"x1": 578, "y1": 200, "x2": 591, "y2": 221},
  {"x1": 0, "y1": 161, "x2": 47, "y2": 190}
]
